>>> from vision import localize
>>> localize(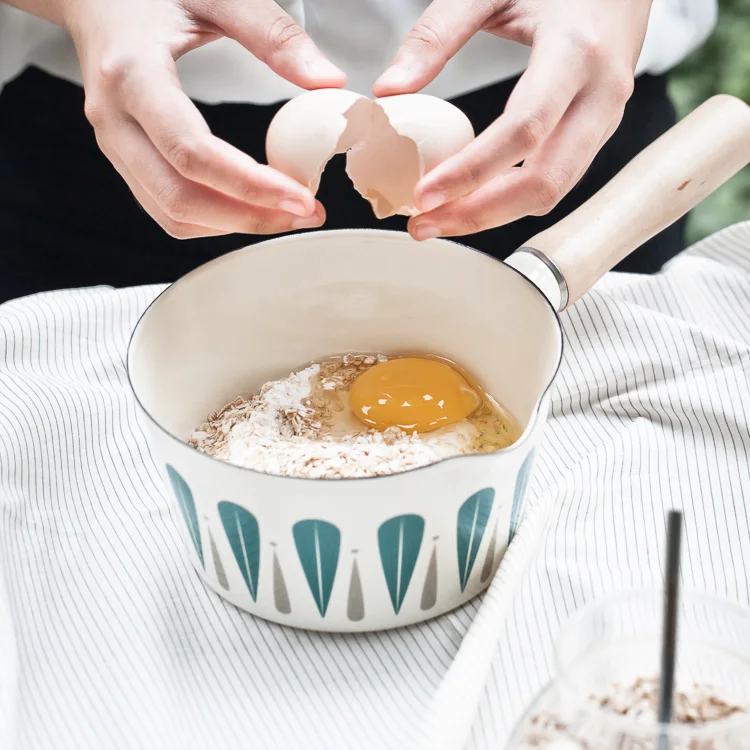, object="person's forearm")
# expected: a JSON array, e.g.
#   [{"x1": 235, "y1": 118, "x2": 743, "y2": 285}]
[{"x1": 1, "y1": 0, "x2": 67, "y2": 27}]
